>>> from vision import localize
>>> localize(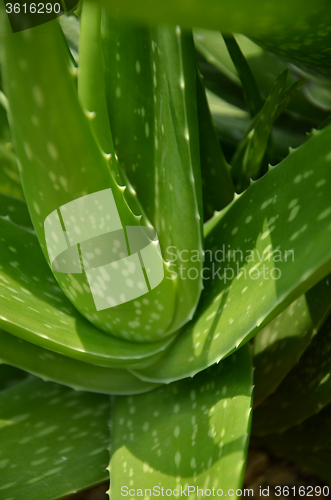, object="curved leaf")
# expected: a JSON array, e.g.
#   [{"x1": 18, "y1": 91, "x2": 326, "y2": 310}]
[
  {"x1": 253, "y1": 312, "x2": 331, "y2": 434},
  {"x1": 0, "y1": 329, "x2": 161, "y2": 395},
  {"x1": 110, "y1": 345, "x2": 253, "y2": 498},
  {"x1": 253, "y1": 274, "x2": 331, "y2": 406},
  {"x1": 132, "y1": 125, "x2": 331, "y2": 383},
  {"x1": 0, "y1": 377, "x2": 110, "y2": 500}
]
